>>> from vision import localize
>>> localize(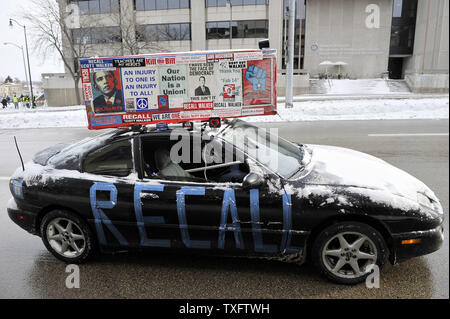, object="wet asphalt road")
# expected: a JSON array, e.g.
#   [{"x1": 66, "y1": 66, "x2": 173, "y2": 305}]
[{"x1": 0, "y1": 119, "x2": 448, "y2": 299}]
